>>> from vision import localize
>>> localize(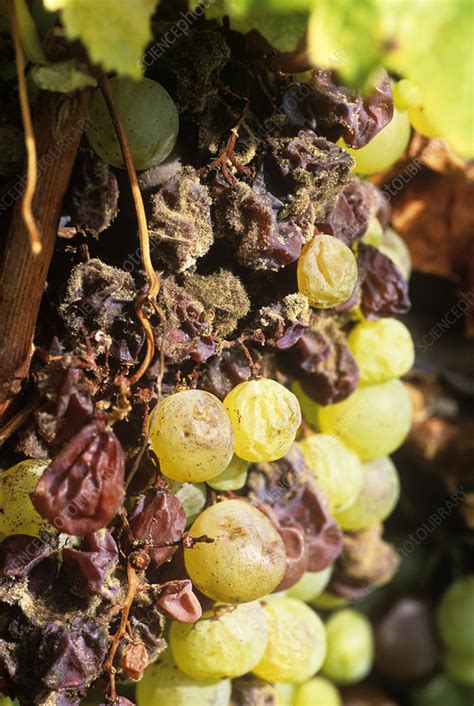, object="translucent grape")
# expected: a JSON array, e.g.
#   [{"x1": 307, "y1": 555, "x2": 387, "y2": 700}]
[
  {"x1": 223, "y1": 379, "x2": 301, "y2": 463},
  {"x1": 292, "y1": 381, "x2": 320, "y2": 430},
  {"x1": 287, "y1": 567, "x2": 332, "y2": 604},
  {"x1": 334, "y1": 456, "x2": 400, "y2": 531},
  {"x1": 207, "y1": 455, "x2": 249, "y2": 491},
  {"x1": 361, "y1": 216, "x2": 384, "y2": 247},
  {"x1": 170, "y1": 601, "x2": 268, "y2": 680},
  {"x1": 322, "y1": 609, "x2": 374, "y2": 684},
  {"x1": 347, "y1": 318, "x2": 415, "y2": 385},
  {"x1": 436, "y1": 576, "x2": 474, "y2": 656},
  {"x1": 312, "y1": 592, "x2": 348, "y2": 610},
  {"x1": 297, "y1": 234, "x2": 358, "y2": 309},
  {"x1": 150, "y1": 390, "x2": 234, "y2": 483},
  {"x1": 378, "y1": 228, "x2": 412, "y2": 280},
  {"x1": 409, "y1": 105, "x2": 440, "y2": 137},
  {"x1": 184, "y1": 499, "x2": 286, "y2": 604},
  {"x1": 136, "y1": 651, "x2": 231, "y2": 706},
  {"x1": 317, "y1": 379, "x2": 412, "y2": 461},
  {"x1": 86, "y1": 76, "x2": 179, "y2": 170},
  {"x1": 167, "y1": 480, "x2": 207, "y2": 527},
  {"x1": 393, "y1": 79, "x2": 422, "y2": 111},
  {"x1": 0, "y1": 460, "x2": 52, "y2": 536},
  {"x1": 274, "y1": 682, "x2": 296, "y2": 706},
  {"x1": 340, "y1": 108, "x2": 411, "y2": 175},
  {"x1": 253, "y1": 598, "x2": 327, "y2": 683},
  {"x1": 443, "y1": 649, "x2": 474, "y2": 686},
  {"x1": 294, "y1": 677, "x2": 342, "y2": 706},
  {"x1": 299, "y1": 433, "x2": 363, "y2": 514}
]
